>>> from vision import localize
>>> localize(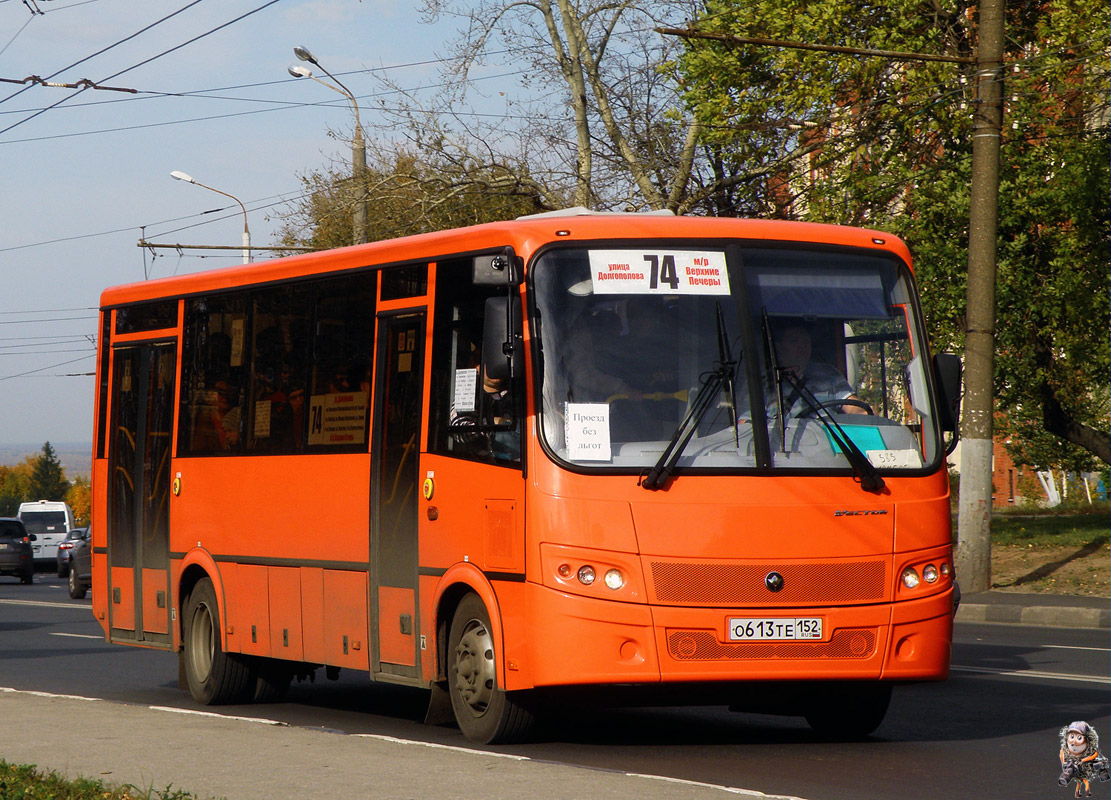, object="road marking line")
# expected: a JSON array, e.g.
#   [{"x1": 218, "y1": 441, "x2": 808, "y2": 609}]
[
  {"x1": 0, "y1": 687, "x2": 100, "y2": 702},
  {"x1": 146, "y1": 705, "x2": 288, "y2": 726},
  {"x1": 1, "y1": 599, "x2": 88, "y2": 610},
  {"x1": 958, "y1": 640, "x2": 1109, "y2": 653},
  {"x1": 951, "y1": 665, "x2": 1108, "y2": 684},
  {"x1": 351, "y1": 733, "x2": 801, "y2": 797},
  {"x1": 50, "y1": 632, "x2": 103, "y2": 640}
]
